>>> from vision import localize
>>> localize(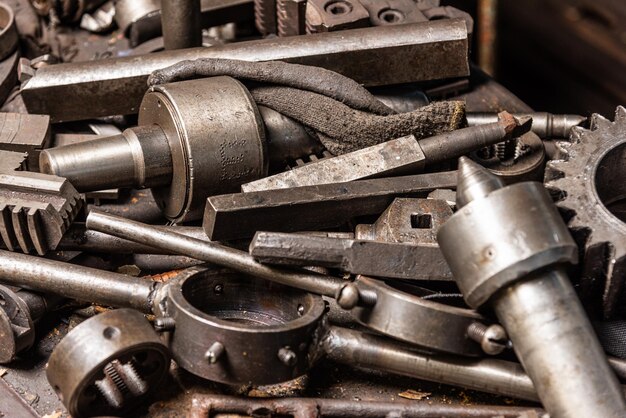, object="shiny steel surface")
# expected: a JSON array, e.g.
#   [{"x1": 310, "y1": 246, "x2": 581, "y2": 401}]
[
  {"x1": 323, "y1": 327, "x2": 538, "y2": 401},
  {"x1": 0, "y1": 250, "x2": 157, "y2": 312},
  {"x1": 437, "y1": 158, "x2": 626, "y2": 418}
]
